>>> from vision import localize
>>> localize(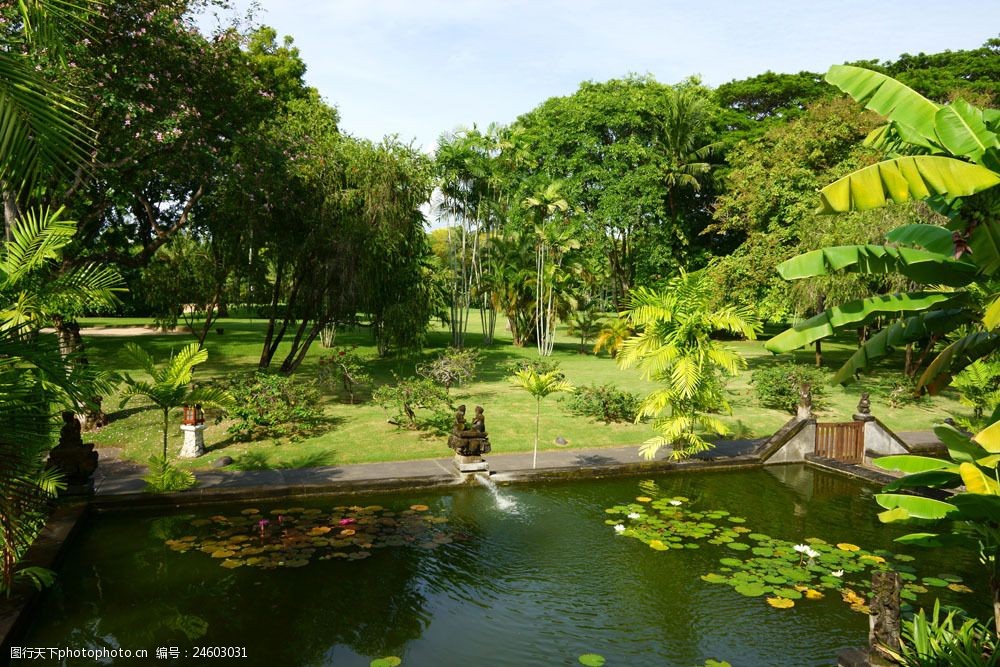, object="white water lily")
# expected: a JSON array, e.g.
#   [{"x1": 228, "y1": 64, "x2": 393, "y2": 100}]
[
  {"x1": 613, "y1": 524, "x2": 626, "y2": 533},
  {"x1": 831, "y1": 570, "x2": 844, "y2": 577},
  {"x1": 805, "y1": 547, "x2": 820, "y2": 559},
  {"x1": 669, "y1": 500, "x2": 683, "y2": 506},
  {"x1": 627, "y1": 512, "x2": 641, "y2": 519},
  {"x1": 793, "y1": 544, "x2": 809, "y2": 554}
]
